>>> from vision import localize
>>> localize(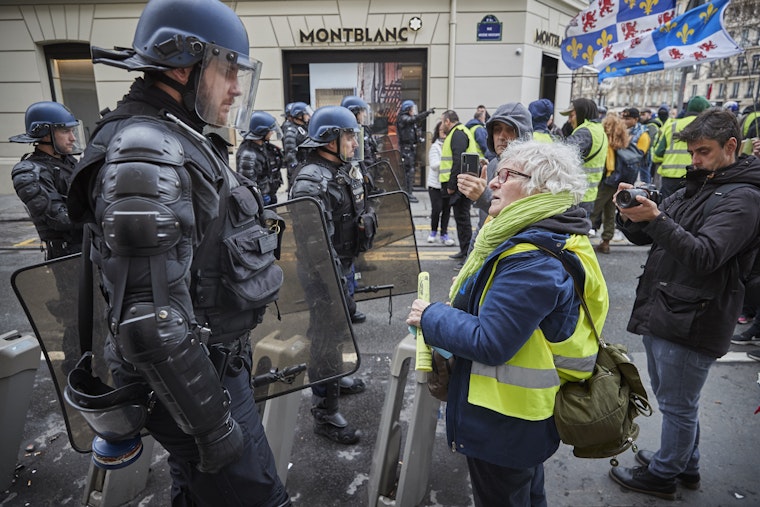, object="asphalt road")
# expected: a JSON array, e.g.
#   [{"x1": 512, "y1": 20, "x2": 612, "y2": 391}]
[{"x1": 1, "y1": 192, "x2": 759, "y2": 507}]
